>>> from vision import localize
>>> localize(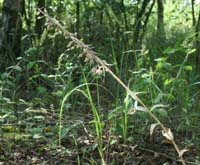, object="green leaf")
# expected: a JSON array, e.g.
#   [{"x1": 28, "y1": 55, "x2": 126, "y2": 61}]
[
  {"x1": 164, "y1": 78, "x2": 174, "y2": 86},
  {"x1": 167, "y1": 49, "x2": 176, "y2": 54},
  {"x1": 153, "y1": 93, "x2": 164, "y2": 104},
  {"x1": 34, "y1": 115, "x2": 45, "y2": 120},
  {"x1": 154, "y1": 108, "x2": 168, "y2": 118},
  {"x1": 164, "y1": 47, "x2": 178, "y2": 54},
  {"x1": 40, "y1": 74, "x2": 49, "y2": 78},
  {"x1": 0, "y1": 97, "x2": 11, "y2": 102},
  {"x1": 37, "y1": 86, "x2": 47, "y2": 94},
  {"x1": 7, "y1": 65, "x2": 22, "y2": 72},
  {"x1": 6, "y1": 80, "x2": 15, "y2": 87},
  {"x1": 184, "y1": 65, "x2": 193, "y2": 71},
  {"x1": 154, "y1": 57, "x2": 166, "y2": 62},
  {"x1": 1, "y1": 73, "x2": 8, "y2": 79},
  {"x1": 27, "y1": 61, "x2": 36, "y2": 70},
  {"x1": 187, "y1": 48, "x2": 196, "y2": 55},
  {"x1": 33, "y1": 134, "x2": 43, "y2": 139}
]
